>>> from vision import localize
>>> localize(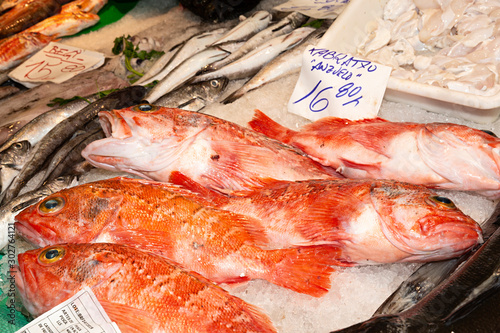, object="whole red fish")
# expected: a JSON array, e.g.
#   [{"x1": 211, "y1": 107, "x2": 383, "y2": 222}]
[
  {"x1": 15, "y1": 177, "x2": 339, "y2": 297},
  {"x1": 0, "y1": 32, "x2": 54, "y2": 71},
  {"x1": 14, "y1": 243, "x2": 278, "y2": 332},
  {"x1": 81, "y1": 105, "x2": 341, "y2": 192},
  {"x1": 248, "y1": 110, "x2": 500, "y2": 198},
  {"x1": 169, "y1": 171, "x2": 483, "y2": 264}
]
